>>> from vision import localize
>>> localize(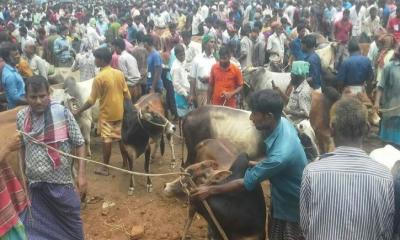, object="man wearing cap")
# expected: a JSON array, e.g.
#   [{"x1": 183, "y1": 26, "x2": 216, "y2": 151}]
[
  {"x1": 189, "y1": 34, "x2": 216, "y2": 107},
  {"x1": 275, "y1": 61, "x2": 313, "y2": 124}
]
